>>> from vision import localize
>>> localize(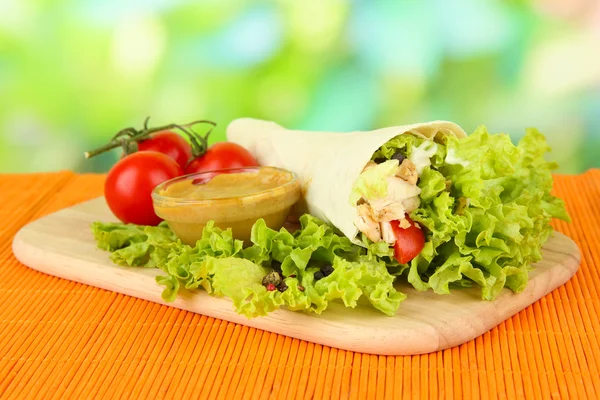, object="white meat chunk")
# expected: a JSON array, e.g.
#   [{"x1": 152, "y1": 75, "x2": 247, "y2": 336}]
[
  {"x1": 369, "y1": 199, "x2": 407, "y2": 222},
  {"x1": 354, "y1": 159, "x2": 423, "y2": 243},
  {"x1": 386, "y1": 176, "x2": 421, "y2": 200},
  {"x1": 396, "y1": 159, "x2": 418, "y2": 185},
  {"x1": 398, "y1": 218, "x2": 411, "y2": 229},
  {"x1": 402, "y1": 196, "x2": 420, "y2": 213},
  {"x1": 368, "y1": 177, "x2": 421, "y2": 222},
  {"x1": 380, "y1": 221, "x2": 396, "y2": 244},
  {"x1": 355, "y1": 204, "x2": 381, "y2": 242}
]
